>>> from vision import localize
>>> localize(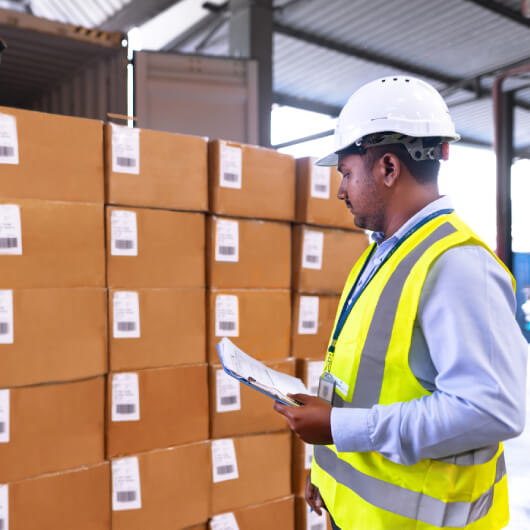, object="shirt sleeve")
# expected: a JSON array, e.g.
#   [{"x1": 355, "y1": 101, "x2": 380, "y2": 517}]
[{"x1": 330, "y1": 245, "x2": 528, "y2": 465}]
